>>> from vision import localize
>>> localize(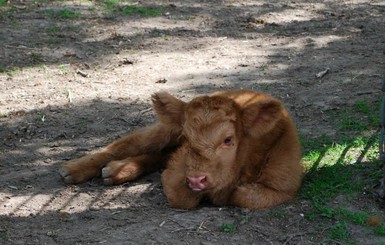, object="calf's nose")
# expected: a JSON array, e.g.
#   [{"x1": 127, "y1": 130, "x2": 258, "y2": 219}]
[{"x1": 186, "y1": 175, "x2": 208, "y2": 192}]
